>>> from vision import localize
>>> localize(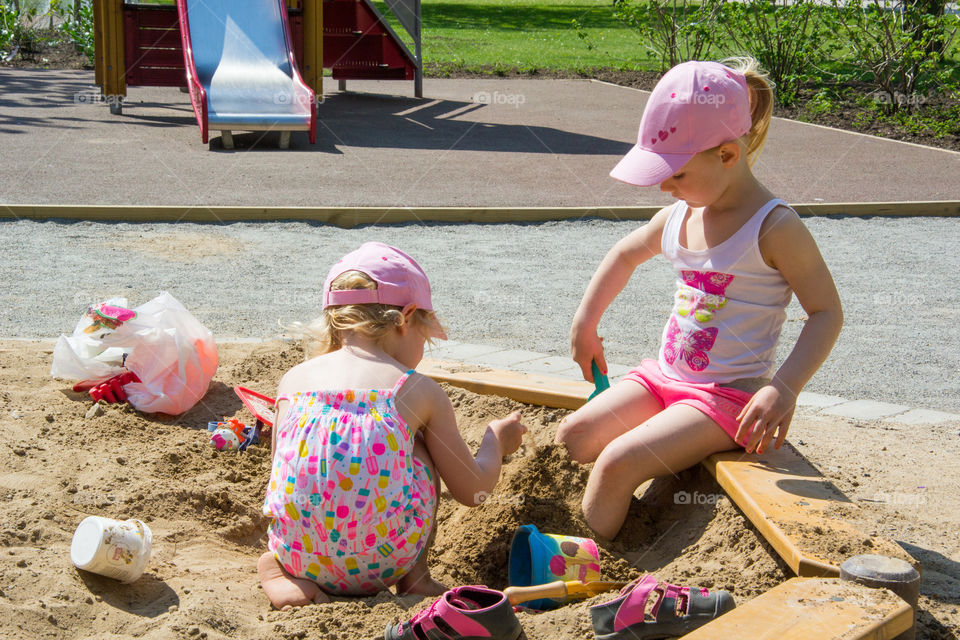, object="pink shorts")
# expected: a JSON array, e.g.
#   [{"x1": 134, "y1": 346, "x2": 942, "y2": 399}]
[{"x1": 624, "y1": 360, "x2": 755, "y2": 442}]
